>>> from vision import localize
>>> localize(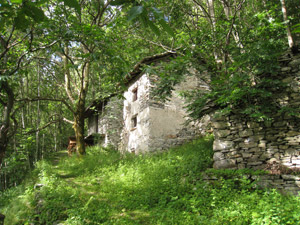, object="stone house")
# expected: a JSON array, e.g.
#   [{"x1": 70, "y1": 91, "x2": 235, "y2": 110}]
[{"x1": 86, "y1": 52, "x2": 204, "y2": 153}]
